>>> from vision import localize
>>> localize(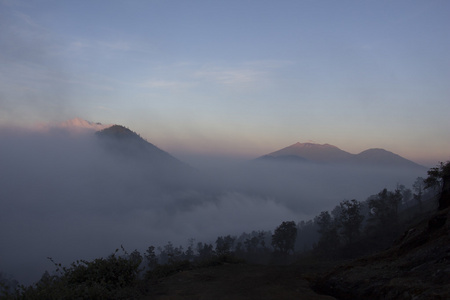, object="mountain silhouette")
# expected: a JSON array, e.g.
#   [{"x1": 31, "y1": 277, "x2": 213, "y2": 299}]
[
  {"x1": 258, "y1": 142, "x2": 425, "y2": 169},
  {"x1": 95, "y1": 125, "x2": 192, "y2": 175},
  {"x1": 259, "y1": 142, "x2": 353, "y2": 163},
  {"x1": 352, "y1": 148, "x2": 425, "y2": 168}
]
